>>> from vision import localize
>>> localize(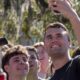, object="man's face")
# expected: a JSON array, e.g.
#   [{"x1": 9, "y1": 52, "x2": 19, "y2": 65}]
[
  {"x1": 5, "y1": 54, "x2": 29, "y2": 77},
  {"x1": 44, "y1": 27, "x2": 70, "y2": 58}
]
